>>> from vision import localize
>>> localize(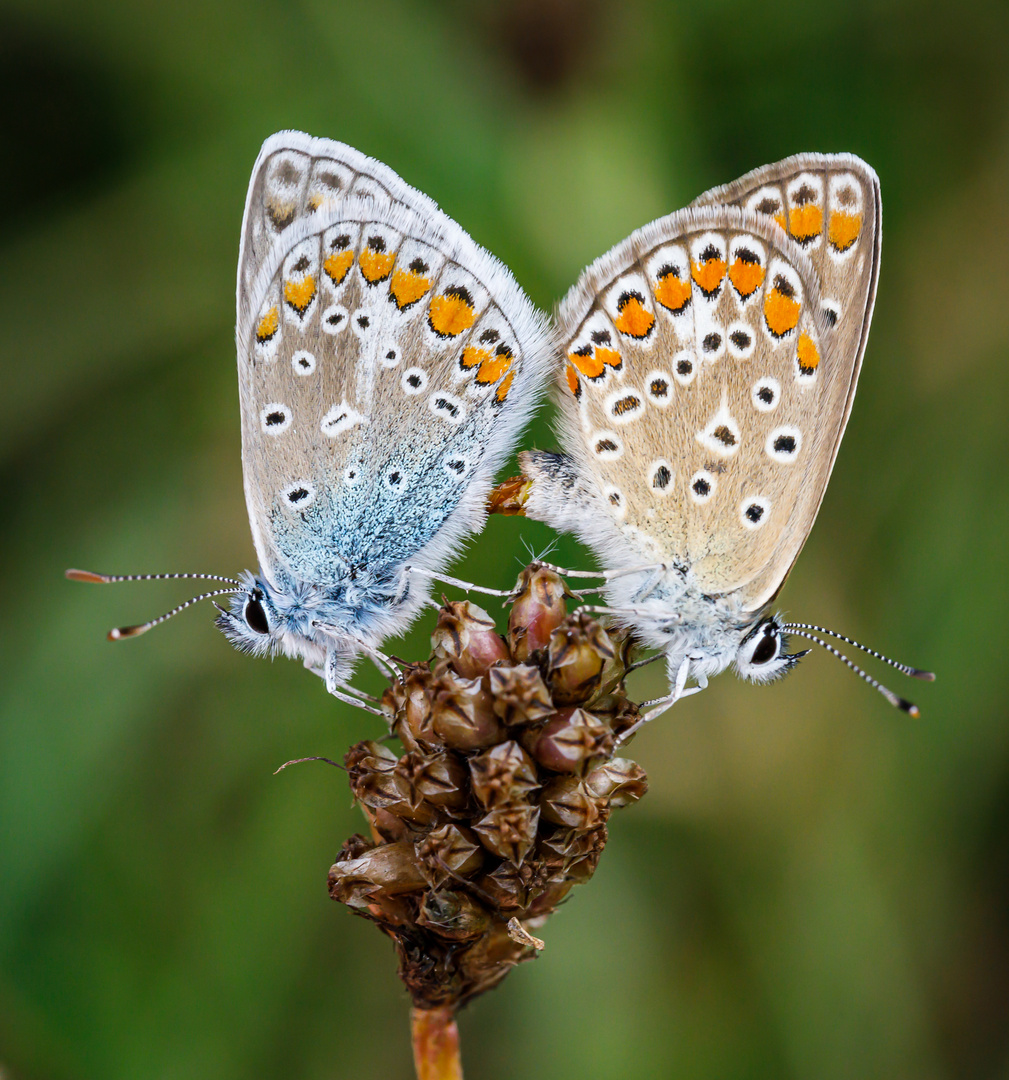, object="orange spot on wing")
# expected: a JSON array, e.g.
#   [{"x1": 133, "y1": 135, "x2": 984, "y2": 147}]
[
  {"x1": 284, "y1": 276, "x2": 316, "y2": 314},
  {"x1": 728, "y1": 257, "x2": 765, "y2": 298},
  {"x1": 477, "y1": 347, "x2": 513, "y2": 385},
  {"x1": 764, "y1": 283, "x2": 800, "y2": 337},
  {"x1": 429, "y1": 290, "x2": 476, "y2": 337},
  {"x1": 613, "y1": 295, "x2": 654, "y2": 338},
  {"x1": 359, "y1": 247, "x2": 395, "y2": 284},
  {"x1": 596, "y1": 347, "x2": 622, "y2": 369},
  {"x1": 788, "y1": 204, "x2": 823, "y2": 243},
  {"x1": 460, "y1": 345, "x2": 490, "y2": 370},
  {"x1": 796, "y1": 332, "x2": 820, "y2": 372},
  {"x1": 691, "y1": 258, "x2": 726, "y2": 296},
  {"x1": 323, "y1": 249, "x2": 354, "y2": 286},
  {"x1": 654, "y1": 271, "x2": 691, "y2": 312},
  {"x1": 568, "y1": 348, "x2": 604, "y2": 379},
  {"x1": 256, "y1": 306, "x2": 279, "y2": 342},
  {"x1": 307, "y1": 193, "x2": 323, "y2": 211},
  {"x1": 773, "y1": 211, "x2": 787, "y2": 230},
  {"x1": 495, "y1": 370, "x2": 515, "y2": 404},
  {"x1": 390, "y1": 268, "x2": 431, "y2": 309},
  {"x1": 828, "y1": 211, "x2": 862, "y2": 252},
  {"x1": 565, "y1": 364, "x2": 580, "y2": 397}
]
